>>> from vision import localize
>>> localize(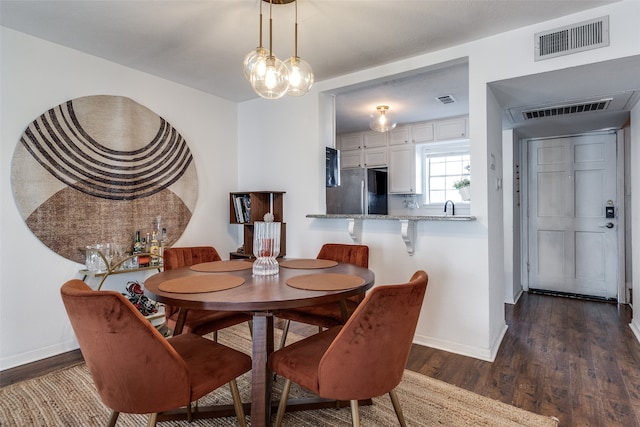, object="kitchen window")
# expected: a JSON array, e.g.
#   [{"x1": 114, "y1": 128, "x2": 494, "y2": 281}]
[{"x1": 421, "y1": 142, "x2": 470, "y2": 206}]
